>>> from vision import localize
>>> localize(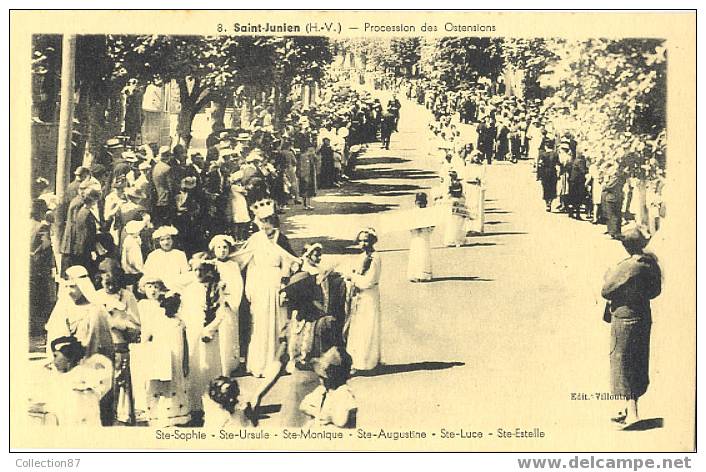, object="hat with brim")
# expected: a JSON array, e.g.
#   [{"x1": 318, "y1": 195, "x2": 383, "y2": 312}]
[
  {"x1": 122, "y1": 151, "x2": 138, "y2": 163},
  {"x1": 152, "y1": 225, "x2": 179, "y2": 240},
  {"x1": 105, "y1": 138, "x2": 122, "y2": 149},
  {"x1": 74, "y1": 166, "x2": 89, "y2": 176},
  {"x1": 236, "y1": 133, "x2": 251, "y2": 142}
]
